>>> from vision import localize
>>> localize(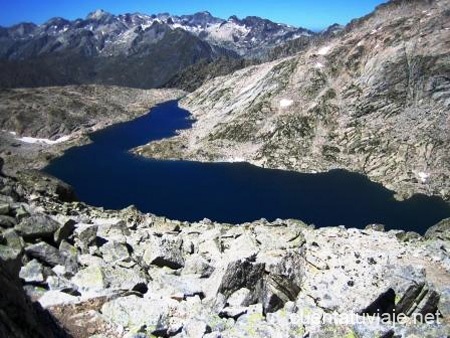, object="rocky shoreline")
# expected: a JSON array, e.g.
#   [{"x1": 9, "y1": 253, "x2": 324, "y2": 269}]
[
  {"x1": 133, "y1": 0, "x2": 450, "y2": 203},
  {"x1": 0, "y1": 85, "x2": 185, "y2": 175},
  {"x1": 1, "y1": 159, "x2": 449, "y2": 338}
]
